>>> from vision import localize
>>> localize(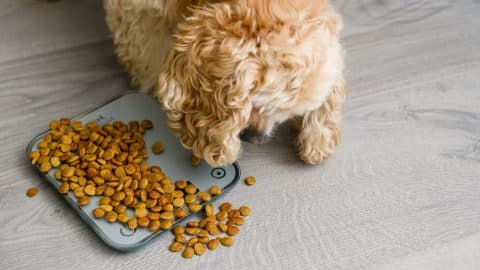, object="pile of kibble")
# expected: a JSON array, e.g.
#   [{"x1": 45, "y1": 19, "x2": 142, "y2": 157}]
[
  {"x1": 28, "y1": 118, "x2": 255, "y2": 258},
  {"x1": 170, "y1": 202, "x2": 250, "y2": 258}
]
